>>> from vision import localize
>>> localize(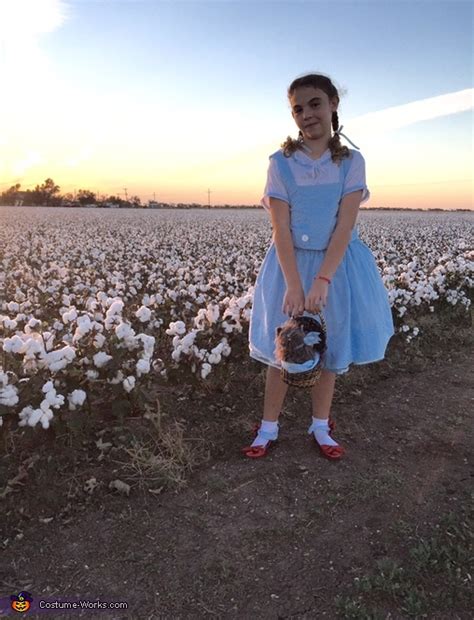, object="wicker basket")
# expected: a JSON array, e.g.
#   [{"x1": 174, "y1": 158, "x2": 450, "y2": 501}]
[{"x1": 279, "y1": 313, "x2": 327, "y2": 388}]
